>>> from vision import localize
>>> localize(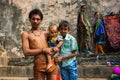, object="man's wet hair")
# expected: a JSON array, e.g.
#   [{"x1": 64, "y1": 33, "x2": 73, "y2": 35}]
[
  {"x1": 29, "y1": 9, "x2": 43, "y2": 20},
  {"x1": 58, "y1": 20, "x2": 70, "y2": 30}
]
